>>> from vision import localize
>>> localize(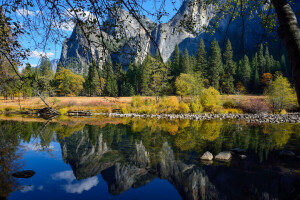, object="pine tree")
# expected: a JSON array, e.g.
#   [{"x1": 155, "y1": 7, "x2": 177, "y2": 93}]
[
  {"x1": 171, "y1": 44, "x2": 181, "y2": 78},
  {"x1": 38, "y1": 57, "x2": 54, "y2": 96},
  {"x1": 251, "y1": 53, "x2": 259, "y2": 92},
  {"x1": 253, "y1": 67, "x2": 260, "y2": 93},
  {"x1": 115, "y1": 63, "x2": 126, "y2": 96},
  {"x1": 39, "y1": 57, "x2": 53, "y2": 77},
  {"x1": 87, "y1": 60, "x2": 100, "y2": 96},
  {"x1": 181, "y1": 48, "x2": 191, "y2": 73},
  {"x1": 141, "y1": 55, "x2": 152, "y2": 95},
  {"x1": 222, "y1": 39, "x2": 235, "y2": 93},
  {"x1": 239, "y1": 55, "x2": 251, "y2": 88},
  {"x1": 257, "y1": 44, "x2": 265, "y2": 76},
  {"x1": 264, "y1": 45, "x2": 271, "y2": 73},
  {"x1": 56, "y1": 62, "x2": 64, "y2": 72},
  {"x1": 196, "y1": 39, "x2": 208, "y2": 76},
  {"x1": 103, "y1": 59, "x2": 118, "y2": 96},
  {"x1": 127, "y1": 61, "x2": 140, "y2": 94},
  {"x1": 208, "y1": 39, "x2": 223, "y2": 90}
]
